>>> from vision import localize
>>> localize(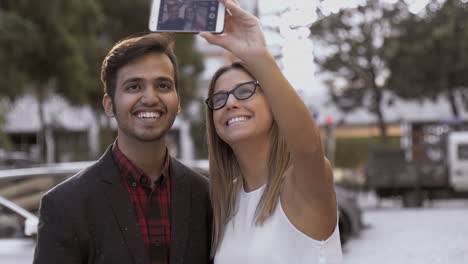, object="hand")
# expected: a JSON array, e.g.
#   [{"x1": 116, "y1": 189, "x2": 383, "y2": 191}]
[{"x1": 200, "y1": 0, "x2": 268, "y2": 61}]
